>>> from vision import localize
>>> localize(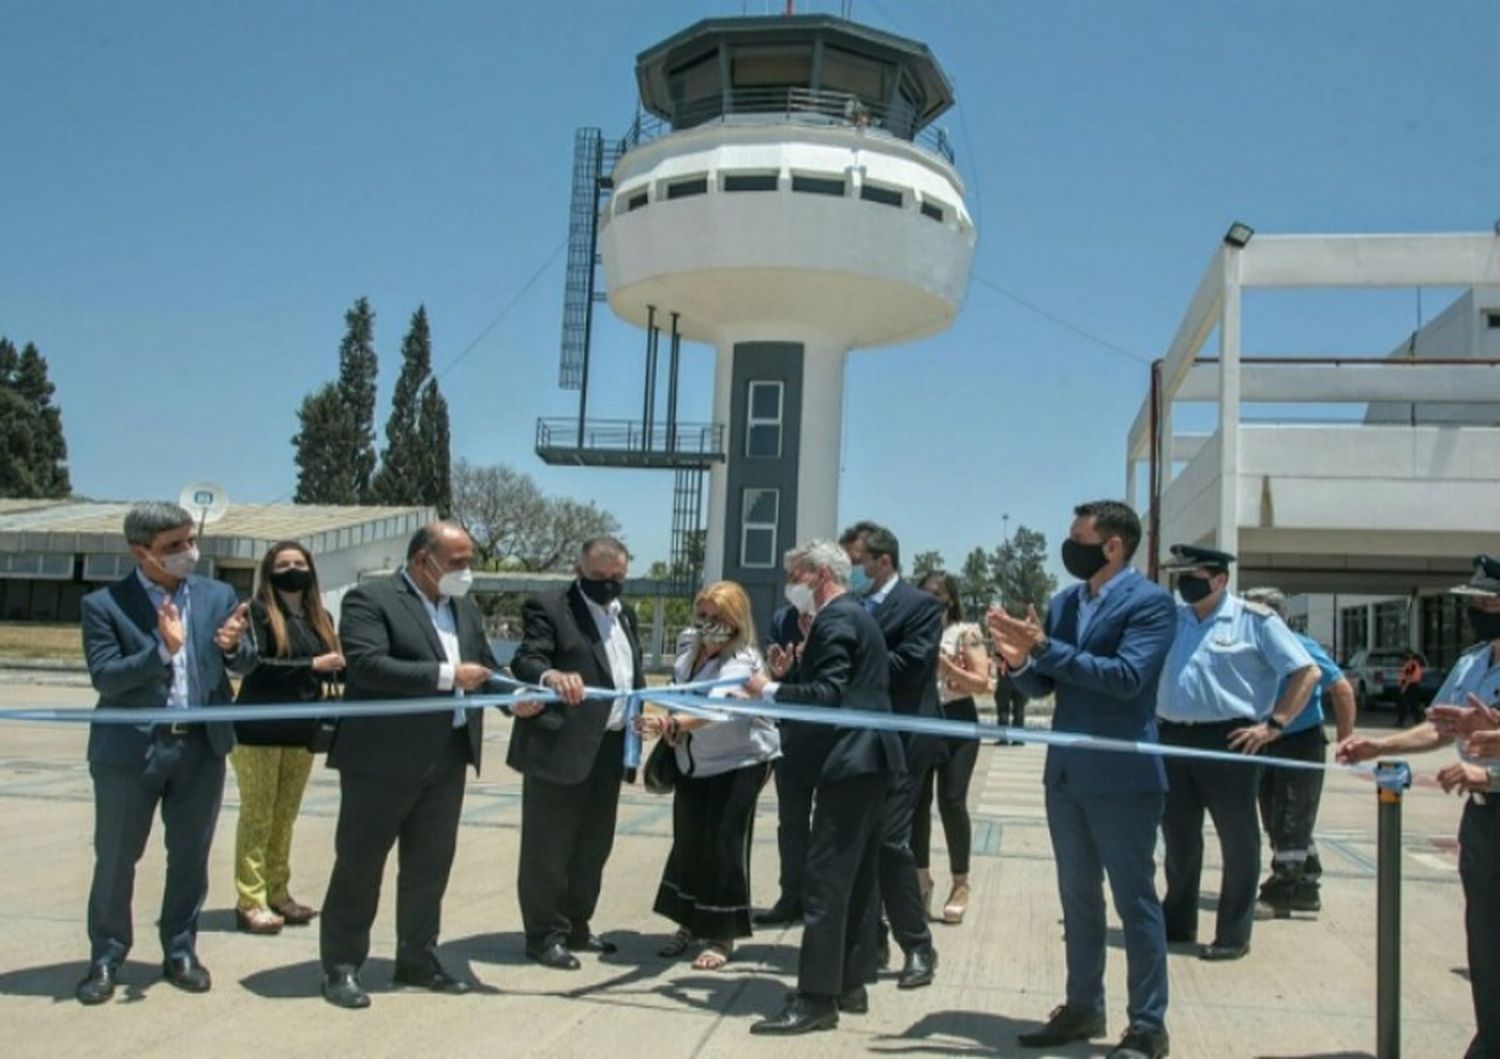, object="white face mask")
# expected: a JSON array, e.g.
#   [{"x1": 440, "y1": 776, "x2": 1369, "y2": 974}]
[
  {"x1": 428, "y1": 554, "x2": 474, "y2": 599},
  {"x1": 784, "y1": 580, "x2": 817, "y2": 616},
  {"x1": 152, "y1": 545, "x2": 199, "y2": 580}
]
